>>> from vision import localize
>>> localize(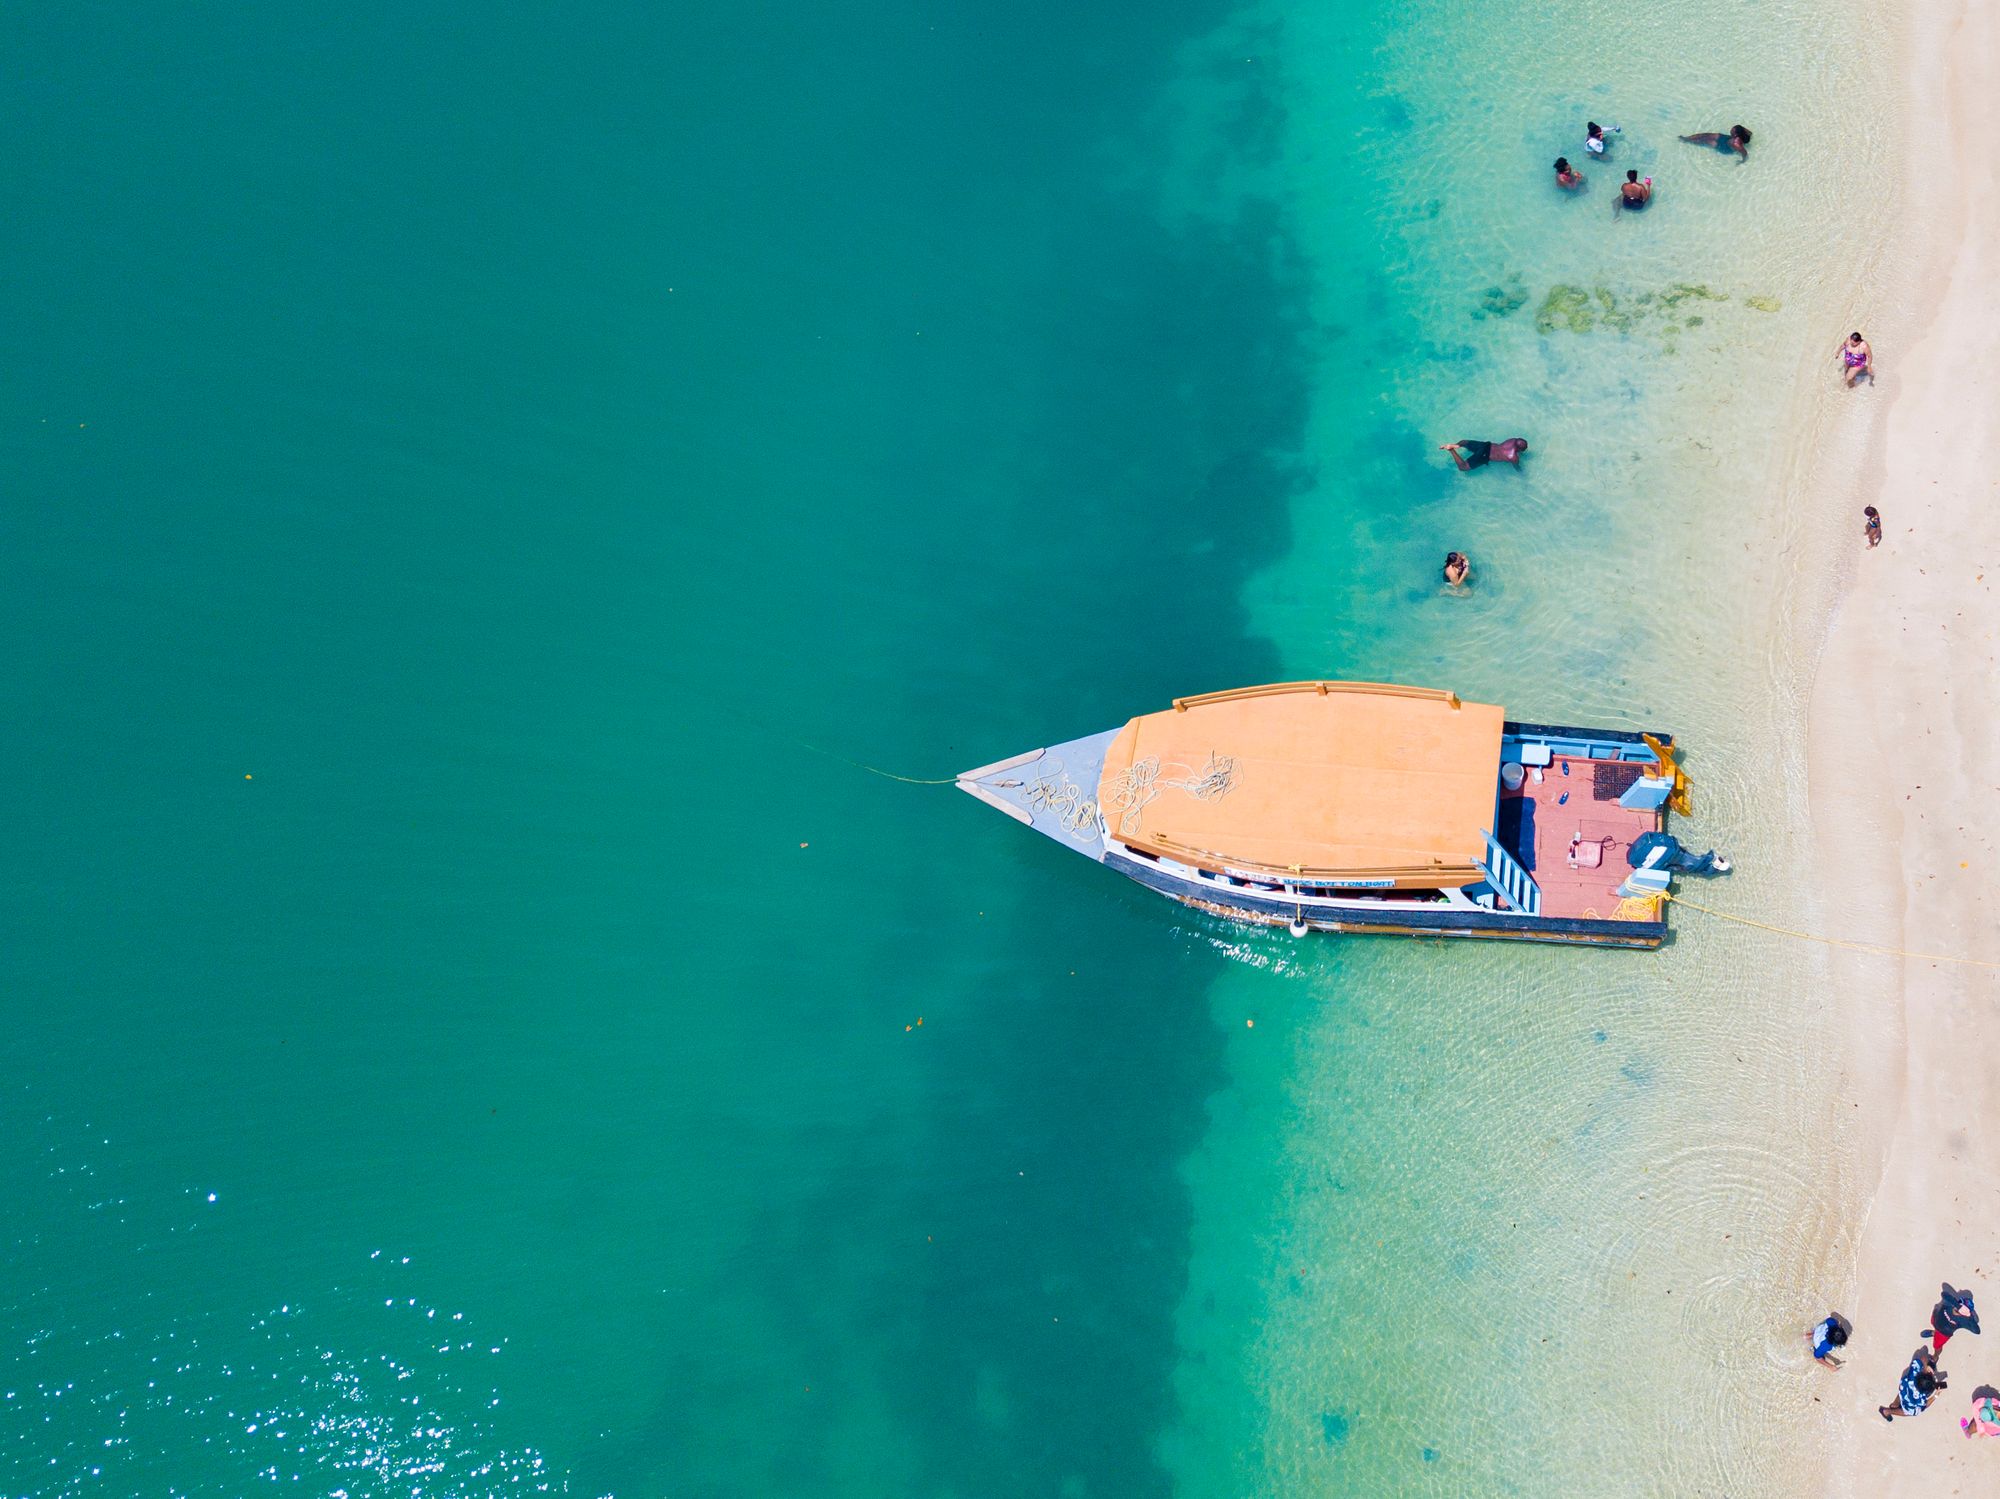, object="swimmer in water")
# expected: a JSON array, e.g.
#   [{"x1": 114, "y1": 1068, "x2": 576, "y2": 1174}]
[
  {"x1": 1443, "y1": 551, "x2": 1471, "y2": 587},
  {"x1": 1554, "y1": 156, "x2": 1584, "y2": 189},
  {"x1": 1679, "y1": 125, "x2": 1752, "y2": 160},
  {"x1": 1840, "y1": 331, "x2": 1873, "y2": 386},
  {"x1": 1616, "y1": 170, "x2": 1652, "y2": 213},
  {"x1": 1585, "y1": 121, "x2": 1613, "y2": 157},
  {"x1": 1439, "y1": 438, "x2": 1527, "y2": 471}
]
